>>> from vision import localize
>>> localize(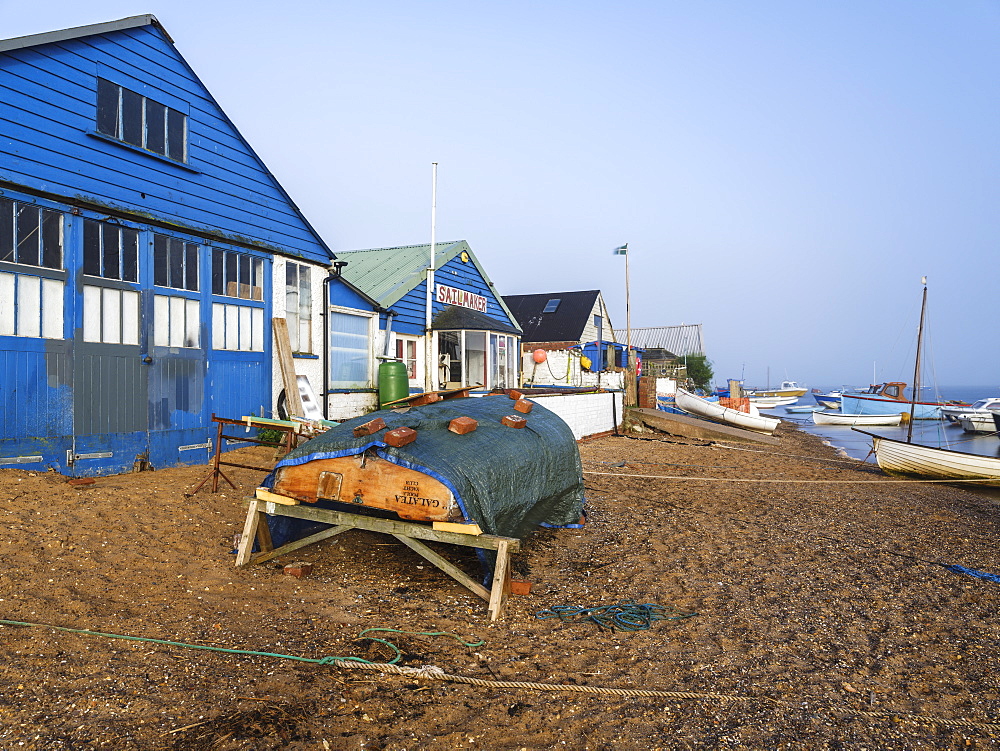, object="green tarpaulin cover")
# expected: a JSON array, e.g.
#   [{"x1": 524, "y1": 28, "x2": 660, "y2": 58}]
[{"x1": 267, "y1": 394, "x2": 585, "y2": 541}]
